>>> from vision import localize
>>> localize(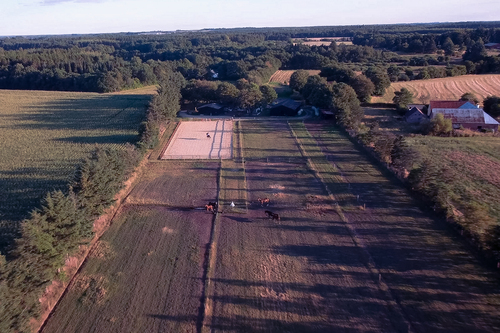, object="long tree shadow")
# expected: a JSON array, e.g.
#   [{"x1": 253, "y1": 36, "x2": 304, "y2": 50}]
[{"x1": 0, "y1": 93, "x2": 148, "y2": 254}]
